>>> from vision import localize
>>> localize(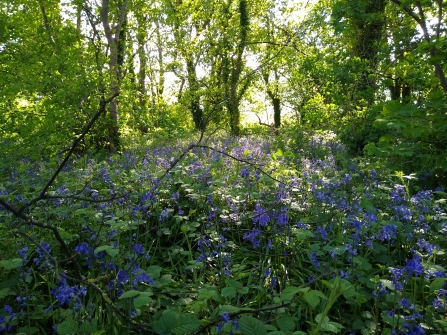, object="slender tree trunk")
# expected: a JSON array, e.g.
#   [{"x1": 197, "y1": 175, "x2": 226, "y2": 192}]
[
  {"x1": 101, "y1": 0, "x2": 127, "y2": 153},
  {"x1": 186, "y1": 59, "x2": 205, "y2": 131},
  {"x1": 224, "y1": 0, "x2": 249, "y2": 135}
]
